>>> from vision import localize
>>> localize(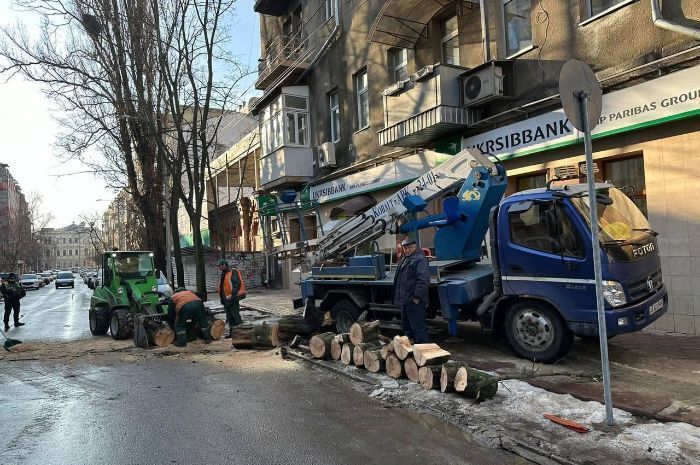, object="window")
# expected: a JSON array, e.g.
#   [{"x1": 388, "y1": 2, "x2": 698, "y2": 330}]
[
  {"x1": 355, "y1": 70, "x2": 369, "y2": 129},
  {"x1": 324, "y1": 0, "x2": 334, "y2": 21},
  {"x1": 441, "y1": 16, "x2": 459, "y2": 65},
  {"x1": 62, "y1": 250, "x2": 66, "y2": 256},
  {"x1": 390, "y1": 48, "x2": 409, "y2": 82},
  {"x1": 283, "y1": 94, "x2": 308, "y2": 146},
  {"x1": 503, "y1": 0, "x2": 532, "y2": 57},
  {"x1": 69, "y1": 250, "x2": 73, "y2": 256},
  {"x1": 603, "y1": 155, "x2": 647, "y2": 216},
  {"x1": 329, "y1": 90, "x2": 340, "y2": 142},
  {"x1": 516, "y1": 172, "x2": 547, "y2": 191},
  {"x1": 589, "y1": 0, "x2": 628, "y2": 17},
  {"x1": 508, "y1": 201, "x2": 584, "y2": 258}
]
